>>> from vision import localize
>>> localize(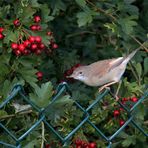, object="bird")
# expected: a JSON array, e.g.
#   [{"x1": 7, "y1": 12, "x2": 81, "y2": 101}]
[{"x1": 67, "y1": 48, "x2": 141, "y2": 94}]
